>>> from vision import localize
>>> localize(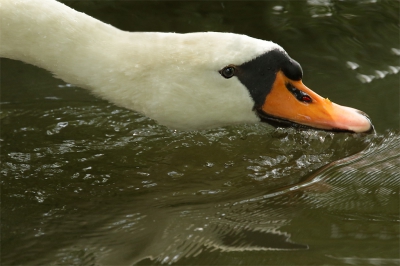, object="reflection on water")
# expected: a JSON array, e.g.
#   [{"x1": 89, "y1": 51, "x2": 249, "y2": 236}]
[
  {"x1": 1, "y1": 0, "x2": 399, "y2": 265},
  {"x1": 1, "y1": 101, "x2": 399, "y2": 265}
]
